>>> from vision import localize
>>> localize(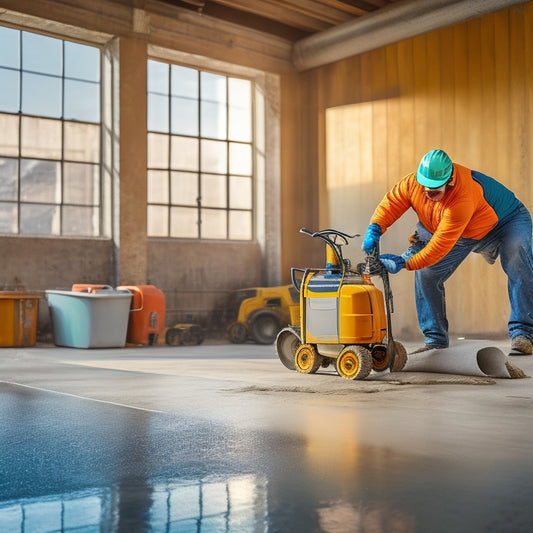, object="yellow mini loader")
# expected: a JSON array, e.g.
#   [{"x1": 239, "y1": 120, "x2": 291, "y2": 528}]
[{"x1": 275, "y1": 228, "x2": 407, "y2": 380}]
